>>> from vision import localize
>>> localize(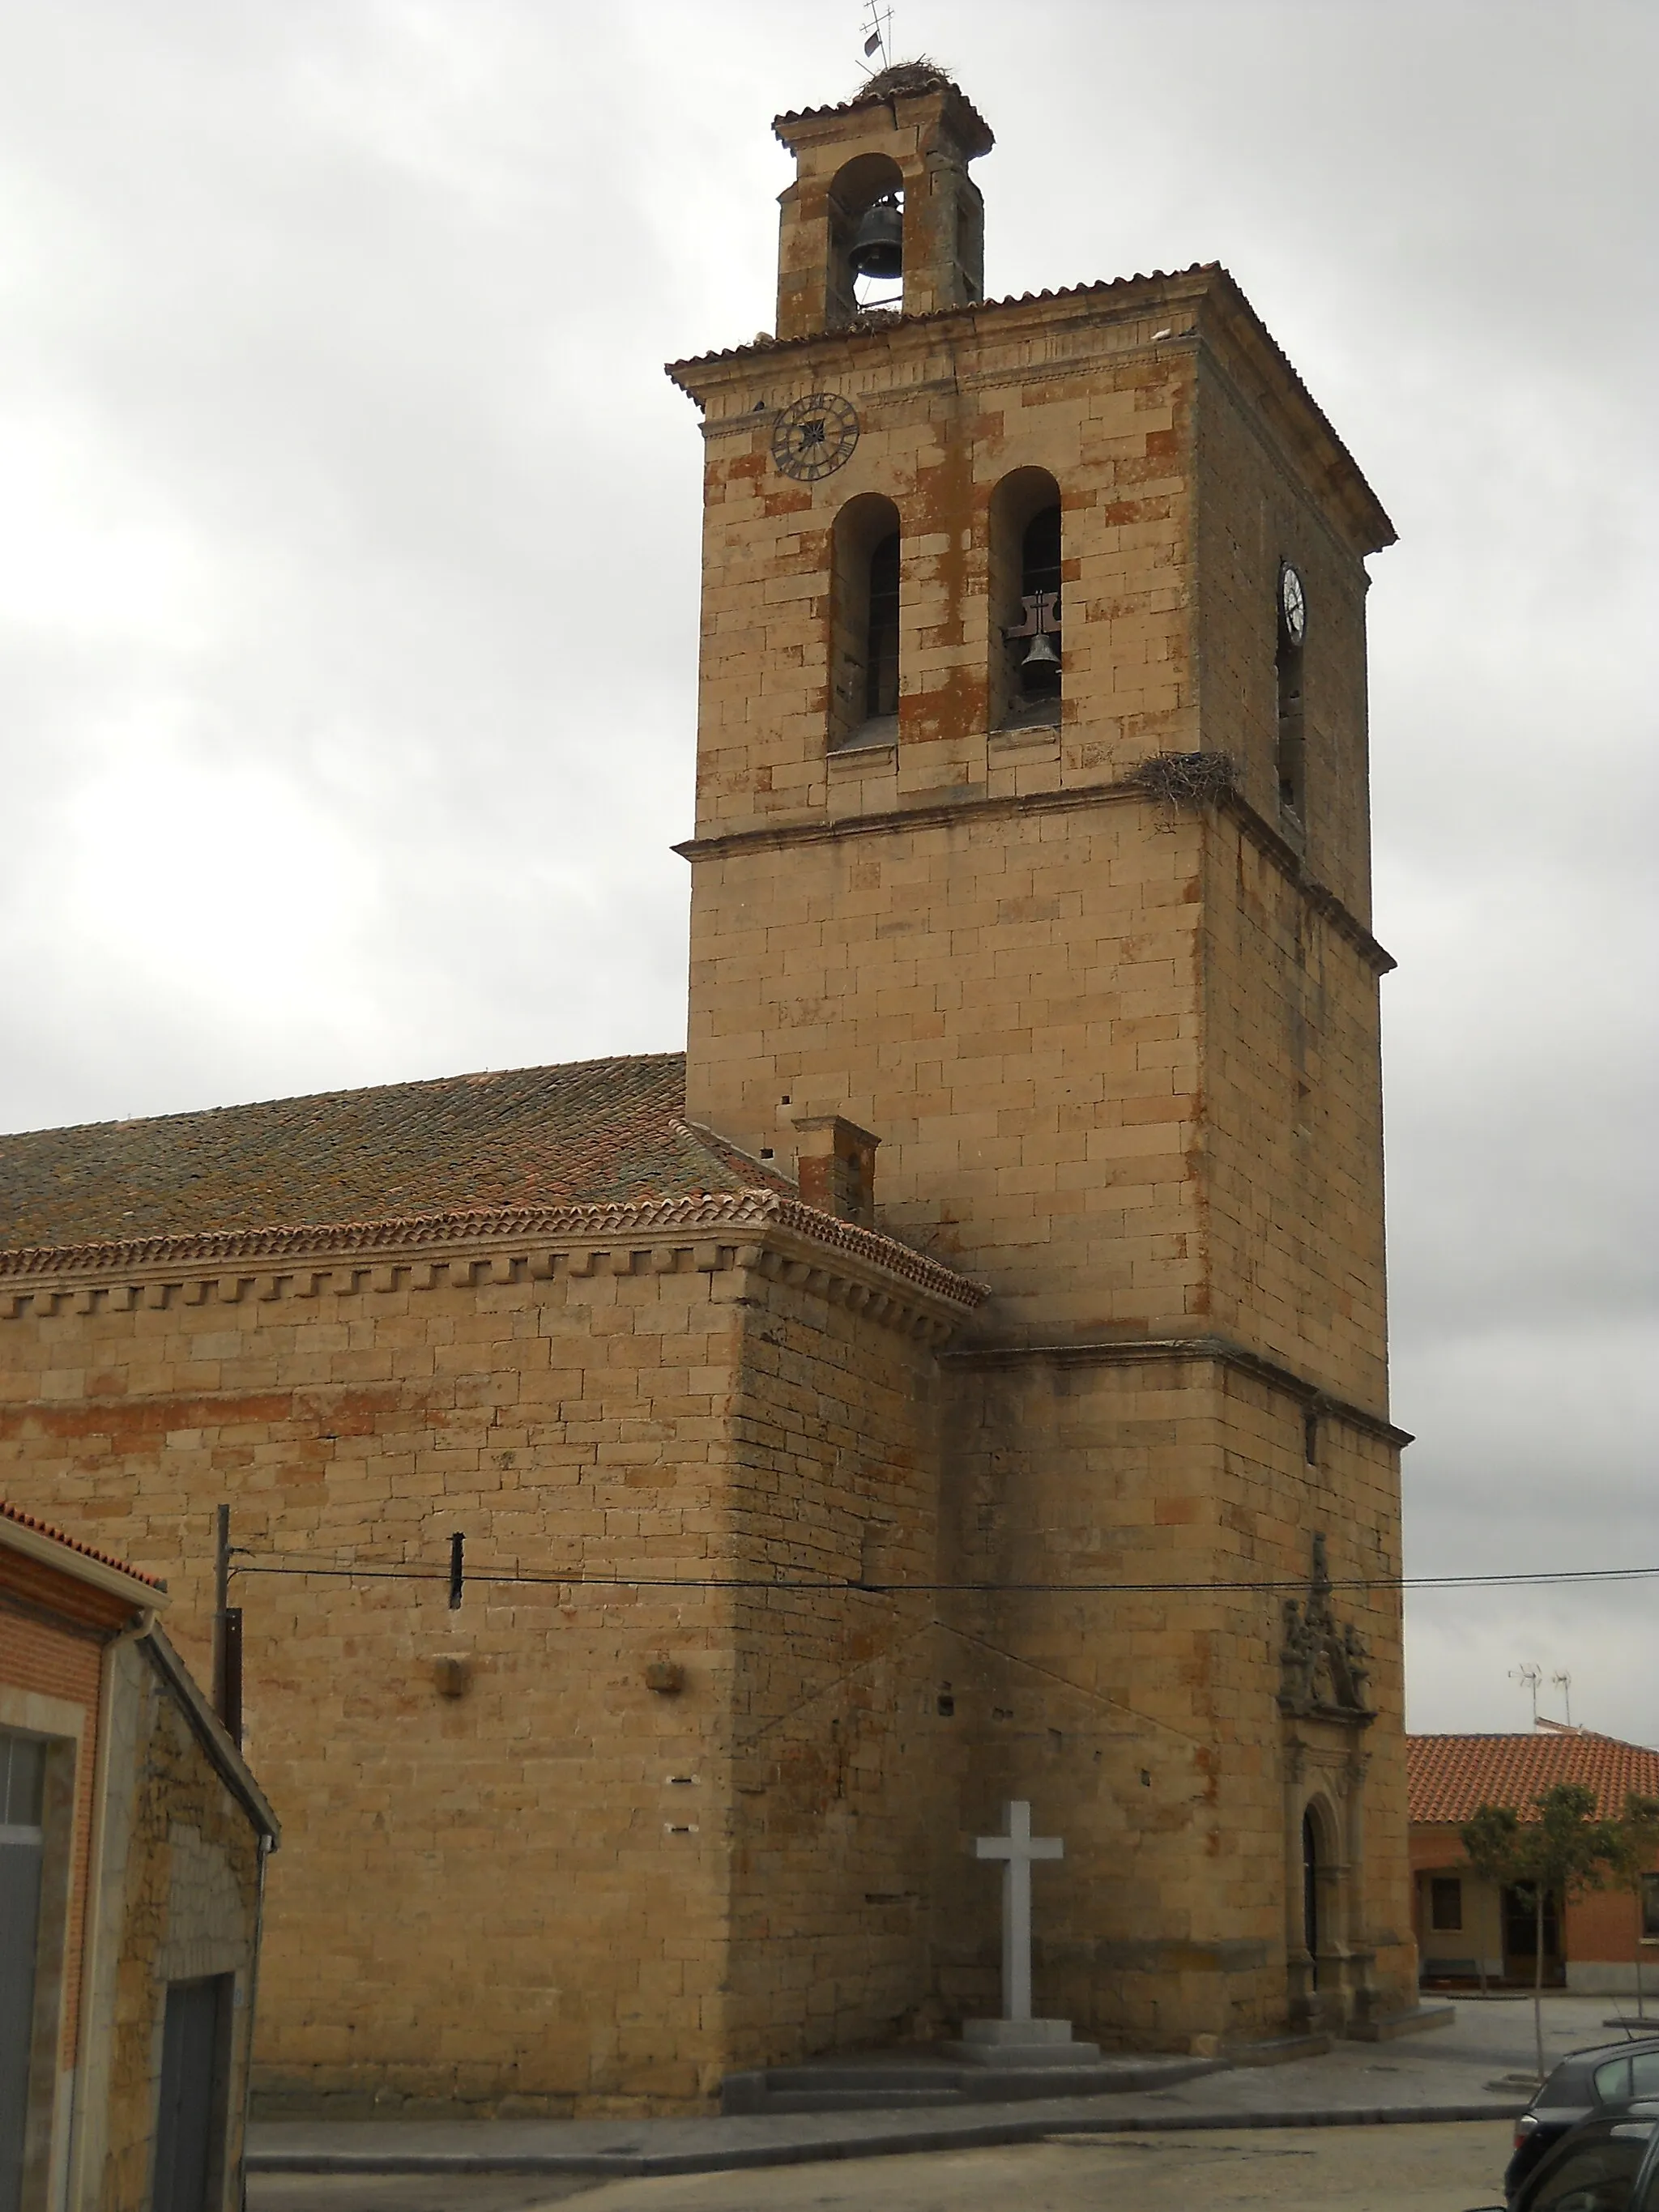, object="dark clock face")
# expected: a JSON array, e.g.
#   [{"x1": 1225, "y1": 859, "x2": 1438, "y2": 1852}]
[
  {"x1": 770, "y1": 392, "x2": 860, "y2": 481},
  {"x1": 1280, "y1": 563, "x2": 1307, "y2": 646}
]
